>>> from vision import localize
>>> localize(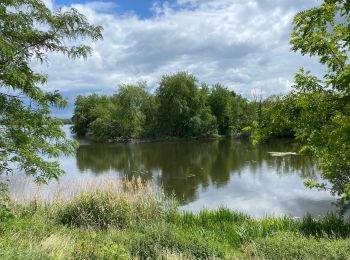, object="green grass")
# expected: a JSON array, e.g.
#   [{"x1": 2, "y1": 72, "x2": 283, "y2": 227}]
[{"x1": 1, "y1": 188, "x2": 350, "y2": 259}]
